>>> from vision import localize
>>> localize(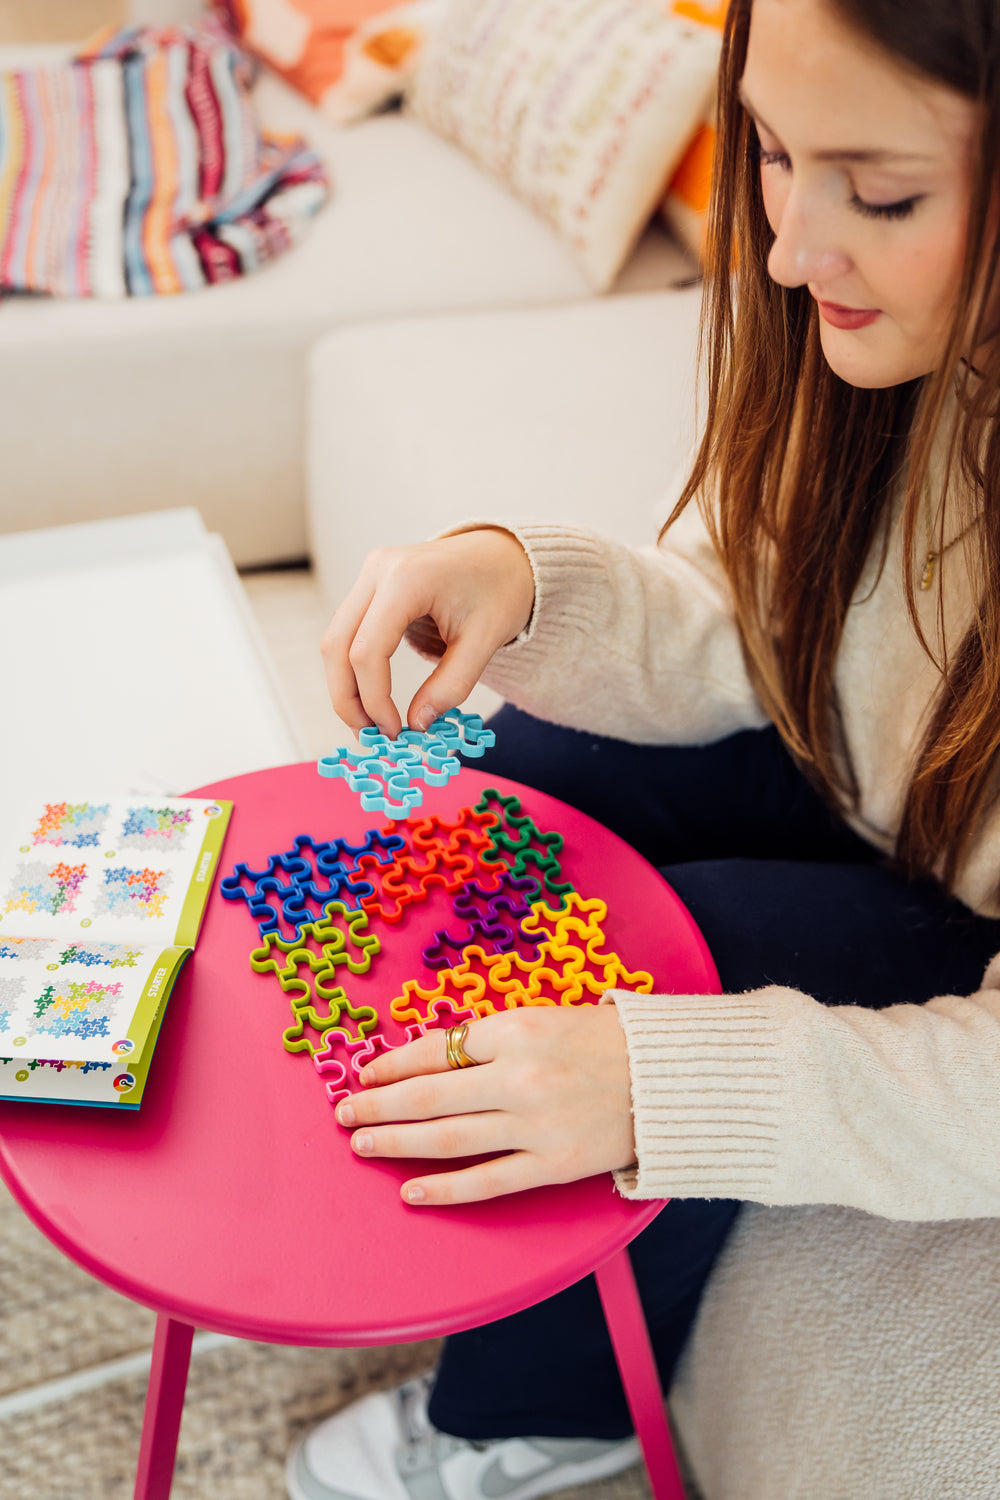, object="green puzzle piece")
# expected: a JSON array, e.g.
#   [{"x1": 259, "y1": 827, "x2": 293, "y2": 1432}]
[
  {"x1": 475, "y1": 788, "x2": 574, "y2": 906},
  {"x1": 281, "y1": 983, "x2": 379, "y2": 1056},
  {"x1": 250, "y1": 902, "x2": 381, "y2": 996}
]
